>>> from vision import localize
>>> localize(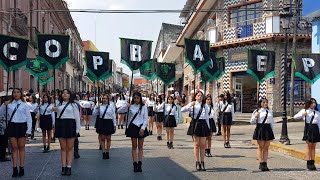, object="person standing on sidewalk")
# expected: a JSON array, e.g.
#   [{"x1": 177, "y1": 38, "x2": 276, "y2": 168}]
[
  {"x1": 52, "y1": 89, "x2": 81, "y2": 176},
  {"x1": 205, "y1": 95, "x2": 216, "y2": 157},
  {"x1": 294, "y1": 98, "x2": 320, "y2": 171},
  {"x1": 250, "y1": 98, "x2": 275, "y2": 171},
  {"x1": 215, "y1": 94, "x2": 224, "y2": 136},
  {"x1": 27, "y1": 95, "x2": 39, "y2": 140},
  {"x1": 164, "y1": 96, "x2": 178, "y2": 149},
  {"x1": 38, "y1": 94, "x2": 55, "y2": 153},
  {"x1": 93, "y1": 94, "x2": 116, "y2": 160},
  {"x1": 155, "y1": 95, "x2": 164, "y2": 141},
  {"x1": 0, "y1": 88, "x2": 32, "y2": 177},
  {"x1": 181, "y1": 90, "x2": 210, "y2": 171},
  {"x1": 116, "y1": 93, "x2": 127, "y2": 129},
  {"x1": 220, "y1": 92, "x2": 235, "y2": 148},
  {"x1": 146, "y1": 94, "x2": 156, "y2": 135},
  {"x1": 80, "y1": 95, "x2": 94, "y2": 130},
  {"x1": 125, "y1": 91, "x2": 149, "y2": 173}
]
